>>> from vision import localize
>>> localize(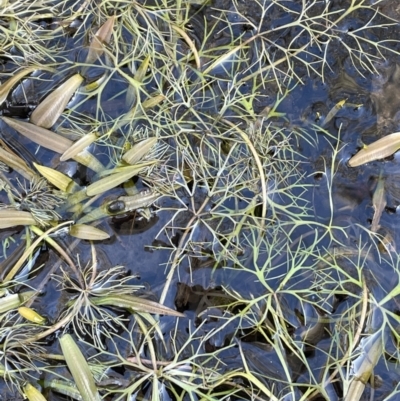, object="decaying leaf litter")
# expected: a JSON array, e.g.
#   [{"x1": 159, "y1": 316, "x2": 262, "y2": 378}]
[{"x1": 0, "y1": 0, "x2": 400, "y2": 400}]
